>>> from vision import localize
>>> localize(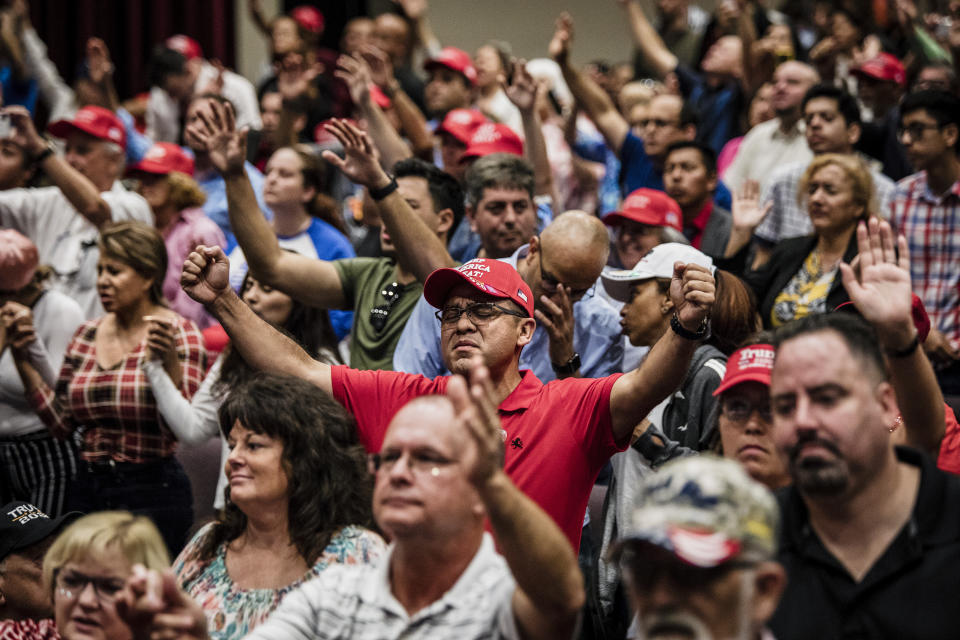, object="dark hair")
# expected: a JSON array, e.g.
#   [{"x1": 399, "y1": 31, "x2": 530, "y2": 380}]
[
  {"x1": 664, "y1": 140, "x2": 717, "y2": 176},
  {"x1": 771, "y1": 313, "x2": 886, "y2": 381},
  {"x1": 464, "y1": 153, "x2": 534, "y2": 208},
  {"x1": 394, "y1": 157, "x2": 465, "y2": 237},
  {"x1": 710, "y1": 270, "x2": 760, "y2": 355},
  {"x1": 900, "y1": 90, "x2": 960, "y2": 153},
  {"x1": 98, "y1": 221, "x2": 168, "y2": 305},
  {"x1": 679, "y1": 100, "x2": 700, "y2": 130},
  {"x1": 801, "y1": 84, "x2": 861, "y2": 125},
  {"x1": 147, "y1": 46, "x2": 187, "y2": 88},
  {"x1": 911, "y1": 62, "x2": 958, "y2": 93},
  {"x1": 188, "y1": 92, "x2": 236, "y2": 113},
  {"x1": 194, "y1": 374, "x2": 373, "y2": 567}
]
